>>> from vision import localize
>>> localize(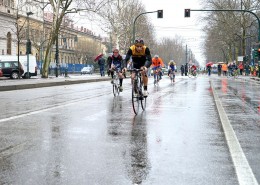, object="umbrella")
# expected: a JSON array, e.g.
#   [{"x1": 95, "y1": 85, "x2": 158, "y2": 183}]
[
  {"x1": 94, "y1": 53, "x2": 103, "y2": 62},
  {"x1": 206, "y1": 62, "x2": 214, "y2": 67}
]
